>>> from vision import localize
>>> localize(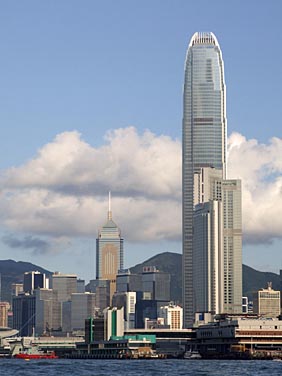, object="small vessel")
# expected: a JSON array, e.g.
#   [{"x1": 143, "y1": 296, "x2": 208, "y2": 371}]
[
  {"x1": 14, "y1": 350, "x2": 58, "y2": 360},
  {"x1": 184, "y1": 350, "x2": 202, "y2": 359}
]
